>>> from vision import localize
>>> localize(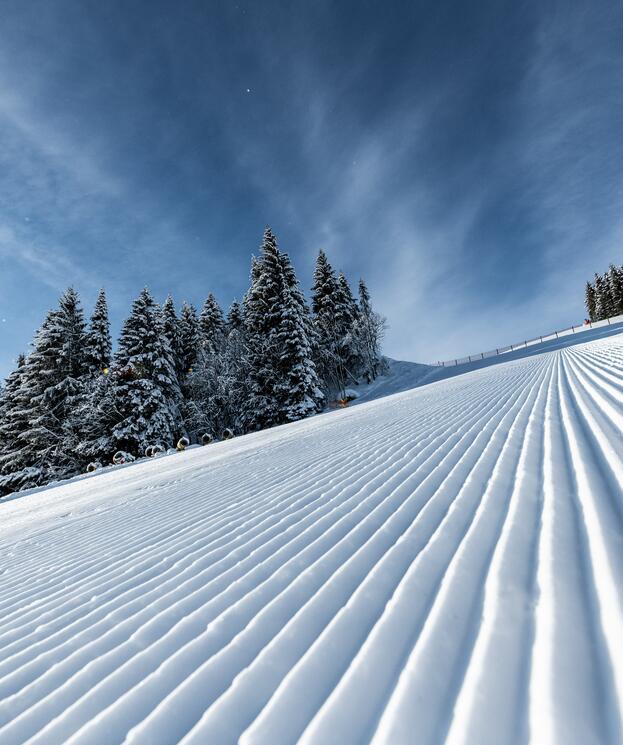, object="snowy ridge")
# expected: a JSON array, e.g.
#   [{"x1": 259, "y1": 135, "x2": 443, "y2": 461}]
[{"x1": 1, "y1": 331, "x2": 623, "y2": 744}]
